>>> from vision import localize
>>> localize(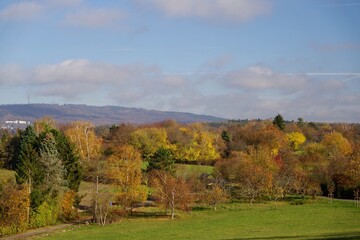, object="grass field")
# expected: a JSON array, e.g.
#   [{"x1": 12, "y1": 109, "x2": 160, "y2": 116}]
[
  {"x1": 0, "y1": 168, "x2": 15, "y2": 183},
  {"x1": 36, "y1": 199, "x2": 360, "y2": 240},
  {"x1": 175, "y1": 164, "x2": 214, "y2": 178}
]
